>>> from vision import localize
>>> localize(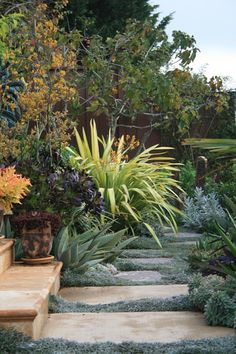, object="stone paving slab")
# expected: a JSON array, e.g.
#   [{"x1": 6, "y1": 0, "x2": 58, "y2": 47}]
[
  {"x1": 41, "y1": 312, "x2": 234, "y2": 343},
  {"x1": 0, "y1": 263, "x2": 62, "y2": 292},
  {"x1": 127, "y1": 257, "x2": 172, "y2": 265},
  {"x1": 171, "y1": 241, "x2": 197, "y2": 246},
  {"x1": 165, "y1": 232, "x2": 202, "y2": 239},
  {"x1": 59, "y1": 284, "x2": 188, "y2": 304},
  {"x1": 115, "y1": 271, "x2": 162, "y2": 282}
]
